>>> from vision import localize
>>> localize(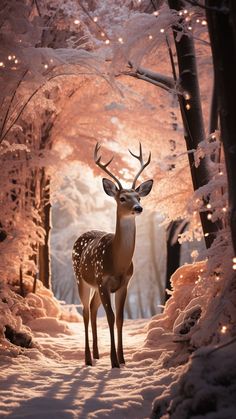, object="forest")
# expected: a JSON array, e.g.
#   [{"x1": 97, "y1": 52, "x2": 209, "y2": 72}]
[{"x1": 1, "y1": 0, "x2": 236, "y2": 418}]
